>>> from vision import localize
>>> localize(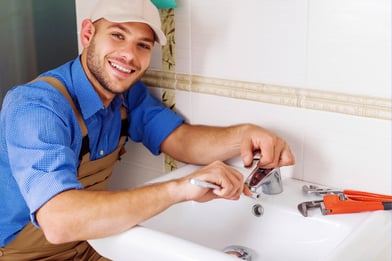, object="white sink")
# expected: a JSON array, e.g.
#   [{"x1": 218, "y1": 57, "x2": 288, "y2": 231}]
[{"x1": 89, "y1": 165, "x2": 391, "y2": 261}]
